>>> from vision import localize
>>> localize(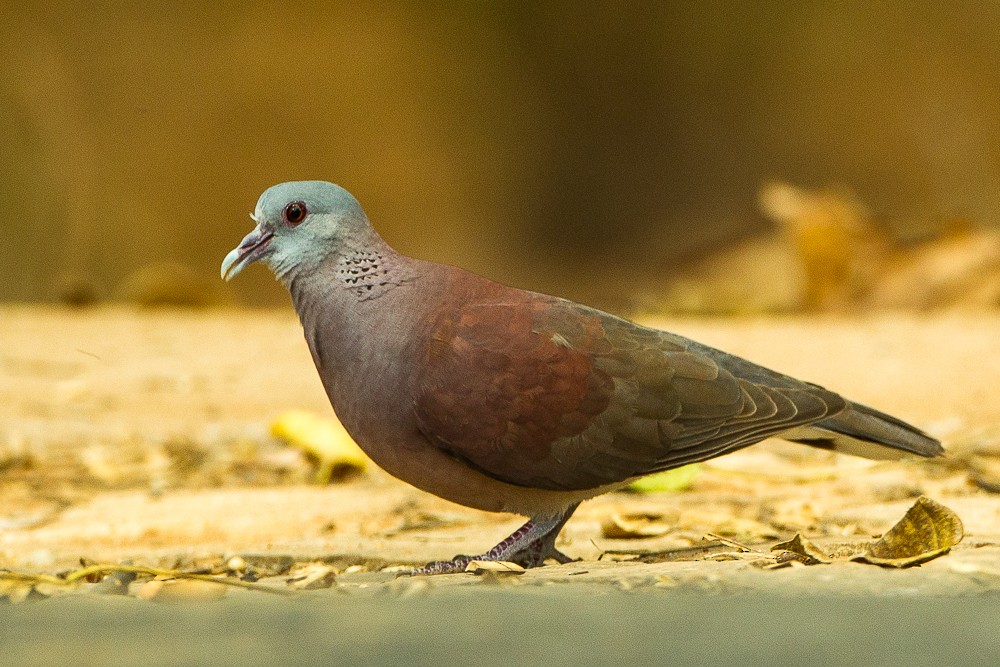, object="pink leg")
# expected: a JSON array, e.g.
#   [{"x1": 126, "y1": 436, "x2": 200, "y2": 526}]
[{"x1": 408, "y1": 503, "x2": 580, "y2": 576}]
